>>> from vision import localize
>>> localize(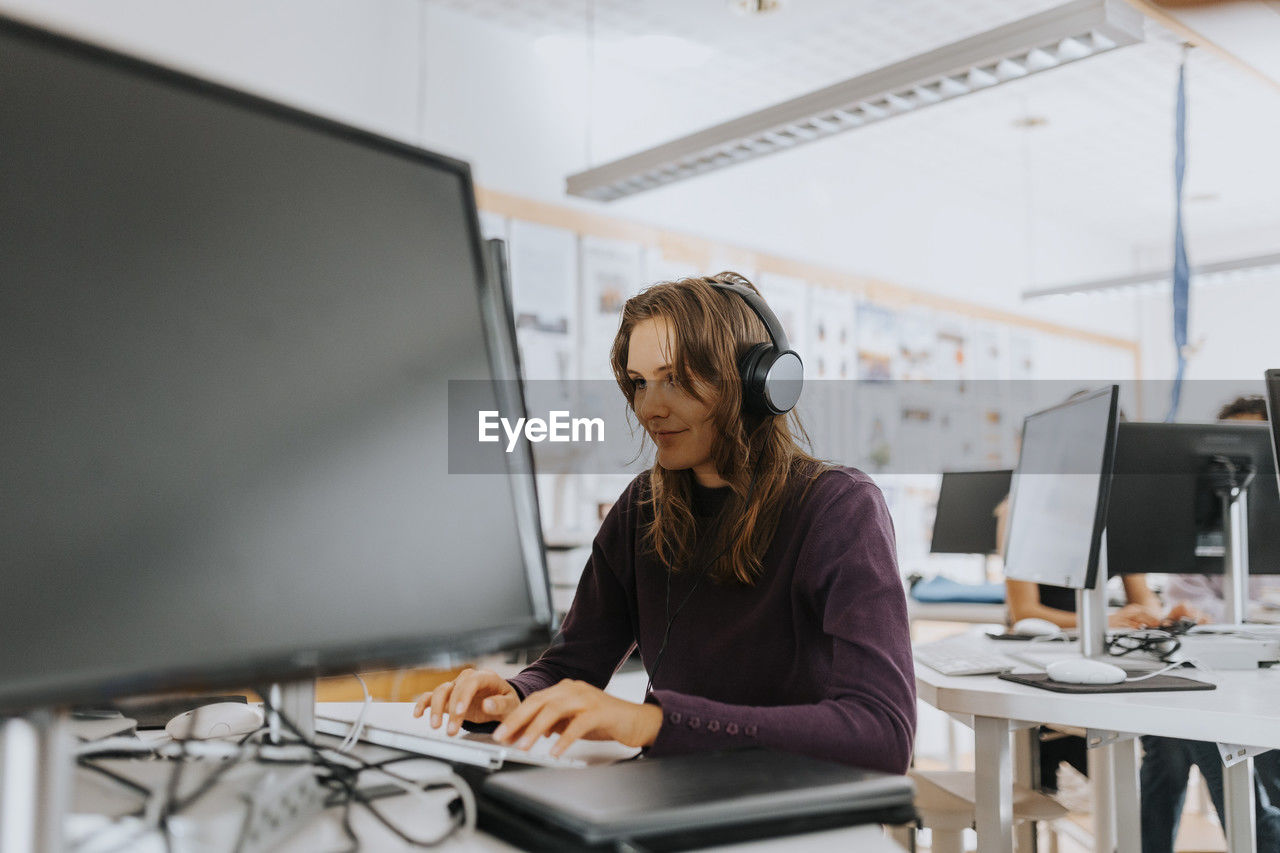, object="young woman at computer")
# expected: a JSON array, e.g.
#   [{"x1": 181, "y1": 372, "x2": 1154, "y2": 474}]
[{"x1": 413, "y1": 272, "x2": 916, "y2": 773}]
